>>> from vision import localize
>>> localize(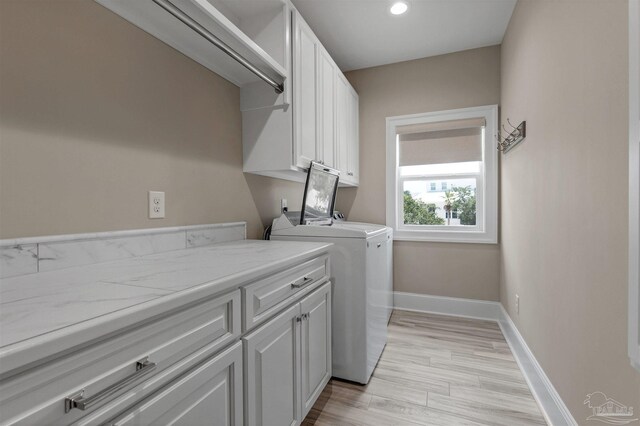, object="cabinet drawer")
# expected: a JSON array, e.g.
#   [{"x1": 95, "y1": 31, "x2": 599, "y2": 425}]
[
  {"x1": 103, "y1": 341, "x2": 243, "y2": 426},
  {"x1": 0, "y1": 290, "x2": 240, "y2": 426},
  {"x1": 242, "y1": 255, "x2": 328, "y2": 331}
]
